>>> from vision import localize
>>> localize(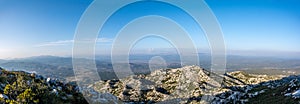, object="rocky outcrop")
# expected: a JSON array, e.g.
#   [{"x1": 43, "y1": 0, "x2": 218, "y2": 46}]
[
  {"x1": 0, "y1": 67, "x2": 87, "y2": 104},
  {"x1": 212, "y1": 74, "x2": 300, "y2": 104},
  {"x1": 224, "y1": 71, "x2": 284, "y2": 86},
  {"x1": 91, "y1": 65, "x2": 288, "y2": 104},
  {"x1": 92, "y1": 66, "x2": 222, "y2": 103}
]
